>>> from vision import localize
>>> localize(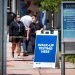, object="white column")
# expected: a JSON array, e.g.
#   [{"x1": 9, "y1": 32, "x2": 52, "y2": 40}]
[
  {"x1": 17, "y1": 0, "x2": 20, "y2": 15},
  {"x1": 11, "y1": 0, "x2": 16, "y2": 13}
]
